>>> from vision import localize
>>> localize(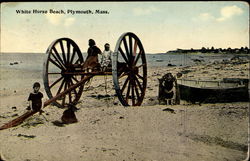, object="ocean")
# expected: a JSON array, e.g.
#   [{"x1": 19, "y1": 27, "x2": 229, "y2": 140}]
[{"x1": 0, "y1": 52, "x2": 248, "y2": 72}]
